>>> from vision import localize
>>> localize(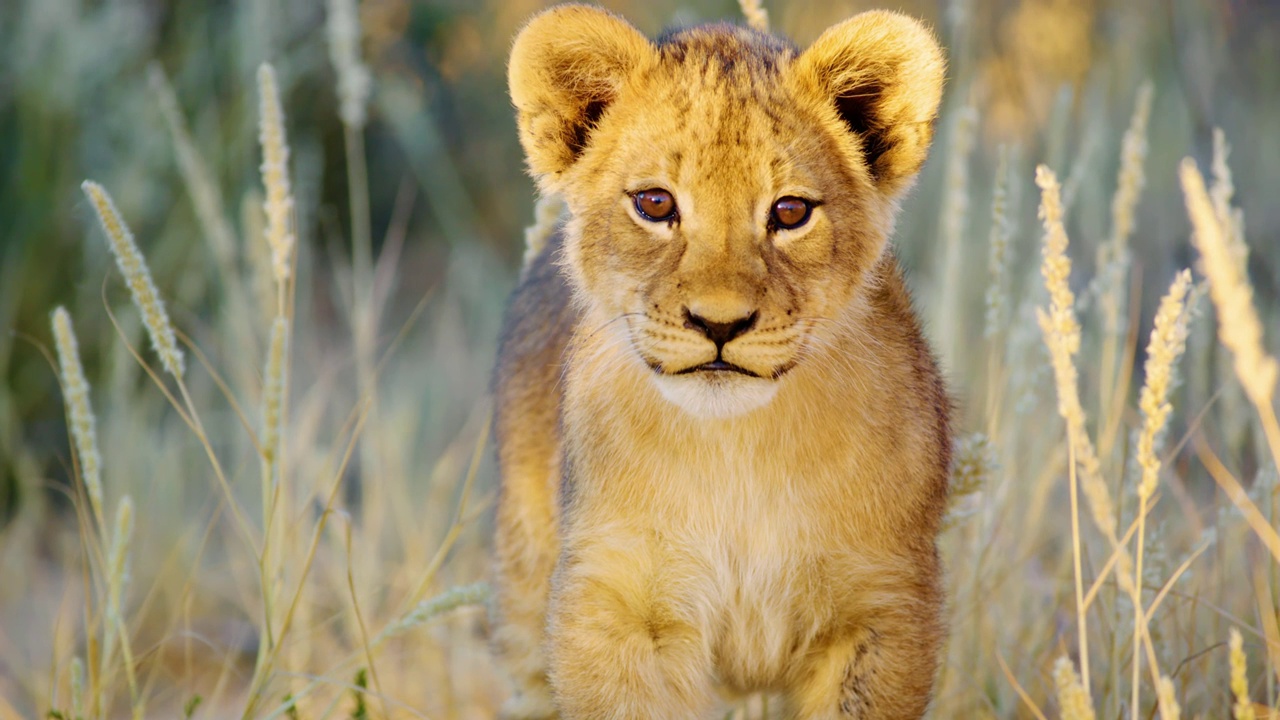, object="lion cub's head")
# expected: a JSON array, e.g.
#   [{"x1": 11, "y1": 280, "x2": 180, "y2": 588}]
[{"x1": 509, "y1": 4, "x2": 944, "y2": 418}]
